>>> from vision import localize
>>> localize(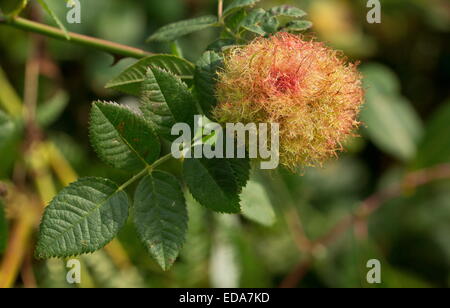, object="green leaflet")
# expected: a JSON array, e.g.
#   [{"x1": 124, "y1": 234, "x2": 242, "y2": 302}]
[
  {"x1": 228, "y1": 157, "x2": 250, "y2": 193},
  {"x1": 362, "y1": 62, "x2": 400, "y2": 94},
  {"x1": 0, "y1": 199, "x2": 8, "y2": 254},
  {"x1": 267, "y1": 5, "x2": 307, "y2": 19},
  {"x1": 183, "y1": 158, "x2": 242, "y2": 213},
  {"x1": 140, "y1": 66, "x2": 198, "y2": 140},
  {"x1": 89, "y1": 101, "x2": 161, "y2": 172},
  {"x1": 224, "y1": 9, "x2": 247, "y2": 33},
  {"x1": 241, "y1": 181, "x2": 276, "y2": 226},
  {"x1": 260, "y1": 14, "x2": 279, "y2": 34},
  {"x1": 105, "y1": 55, "x2": 195, "y2": 96},
  {"x1": 240, "y1": 9, "x2": 279, "y2": 35},
  {"x1": 284, "y1": 20, "x2": 313, "y2": 32},
  {"x1": 134, "y1": 171, "x2": 188, "y2": 271},
  {"x1": 414, "y1": 100, "x2": 450, "y2": 168},
  {"x1": 360, "y1": 64, "x2": 423, "y2": 161},
  {"x1": 194, "y1": 51, "x2": 223, "y2": 118},
  {"x1": 36, "y1": 177, "x2": 129, "y2": 259},
  {"x1": 240, "y1": 9, "x2": 268, "y2": 35},
  {"x1": 147, "y1": 15, "x2": 218, "y2": 42},
  {"x1": 223, "y1": 0, "x2": 261, "y2": 17}
]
